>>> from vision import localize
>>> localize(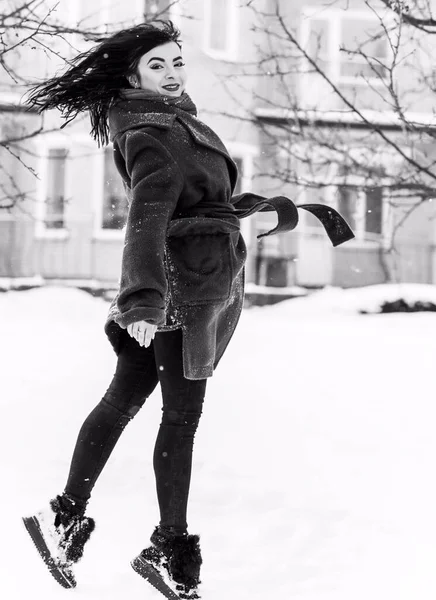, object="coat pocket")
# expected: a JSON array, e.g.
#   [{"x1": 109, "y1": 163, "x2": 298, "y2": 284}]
[{"x1": 165, "y1": 217, "x2": 246, "y2": 307}]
